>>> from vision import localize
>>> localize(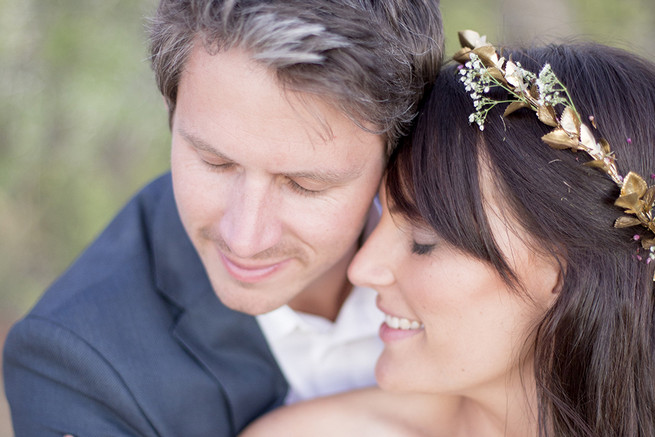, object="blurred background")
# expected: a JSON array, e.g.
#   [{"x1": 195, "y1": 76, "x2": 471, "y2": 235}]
[{"x1": 1, "y1": 0, "x2": 654, "y2": 433}]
